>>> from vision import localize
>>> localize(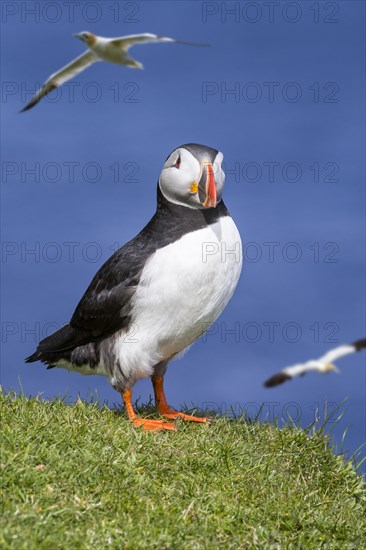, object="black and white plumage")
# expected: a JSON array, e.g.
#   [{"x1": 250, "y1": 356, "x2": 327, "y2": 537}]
[
  {"x1": 264, "y1": 339, "x2": 366, "y2": 388},
  {"x1": 26, "y1": 144, "x2": 242, "y2": 431},
  {"x1": 20, "y1": 32, "x2": 208, "y2": 112}
]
